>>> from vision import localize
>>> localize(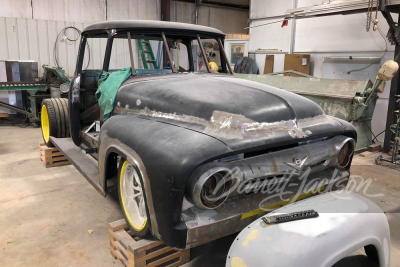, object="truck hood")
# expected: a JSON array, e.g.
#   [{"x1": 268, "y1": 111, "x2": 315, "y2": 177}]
[{"x1": 115, "y1": 74, "x2": 349, "y2": 151}]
